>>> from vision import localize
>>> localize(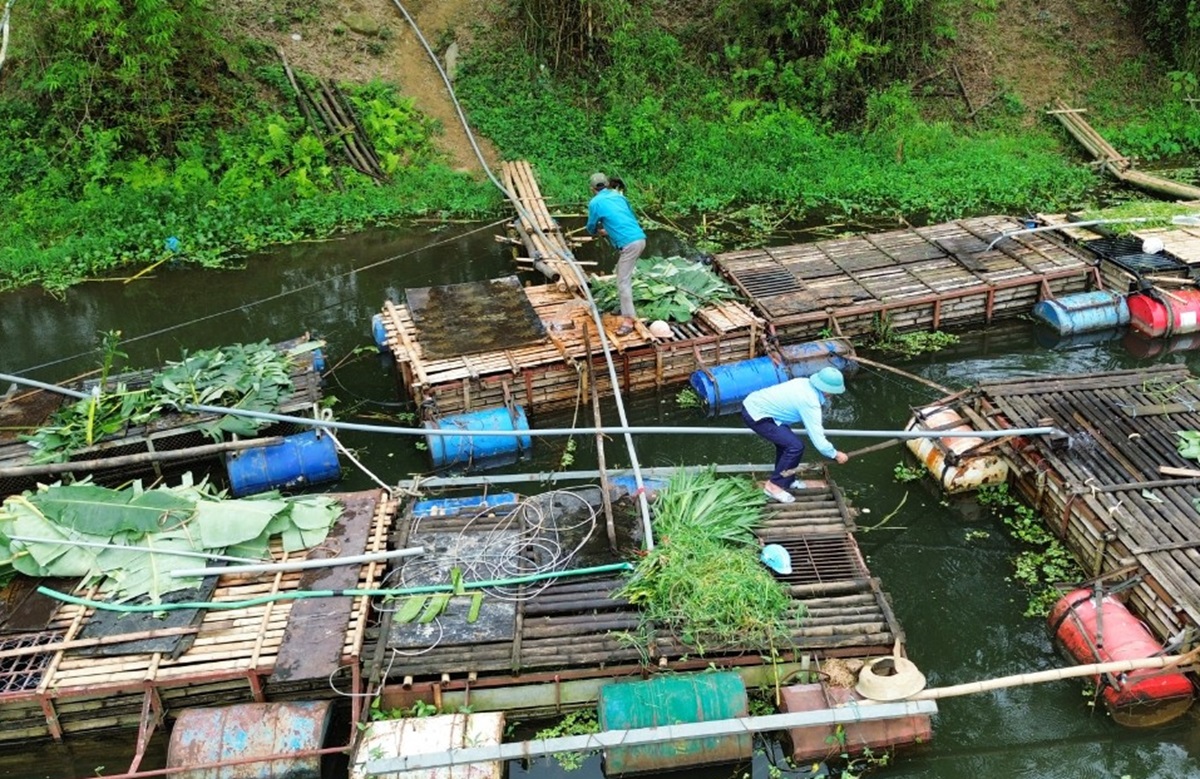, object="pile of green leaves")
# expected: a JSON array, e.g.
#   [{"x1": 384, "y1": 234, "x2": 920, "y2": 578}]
[
  {"x1": 21, "y1": 340, "x2": 322, "y2": 463},
  {"x1": 0, "y1": 477, "x2": 342, "y2": 600},
  {"x1": 589, "y1": 256, "x2": 738, "y2": 322},
  {"x1": 617, "y1": 468, "x2": 798, "y2": 654}
]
